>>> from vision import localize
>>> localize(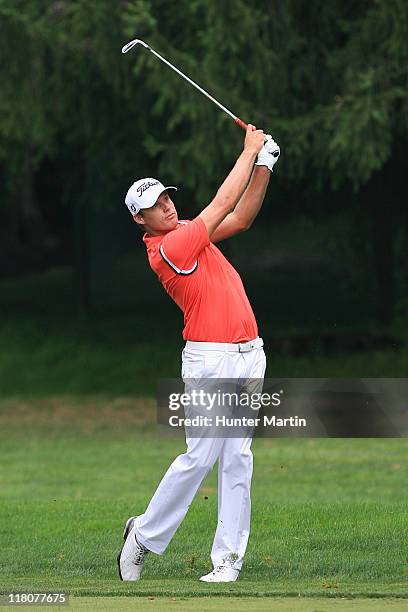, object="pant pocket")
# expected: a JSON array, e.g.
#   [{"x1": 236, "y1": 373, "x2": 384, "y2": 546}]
[{"x1": 181, "y1": 349, "x2": 205, "y2": 380}]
